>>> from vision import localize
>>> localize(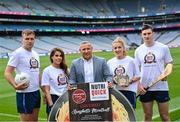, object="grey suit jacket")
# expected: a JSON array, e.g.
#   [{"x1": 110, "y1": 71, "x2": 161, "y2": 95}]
[{"x1": 69, "y1": 56, "x2": 112, "y2": 84}]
